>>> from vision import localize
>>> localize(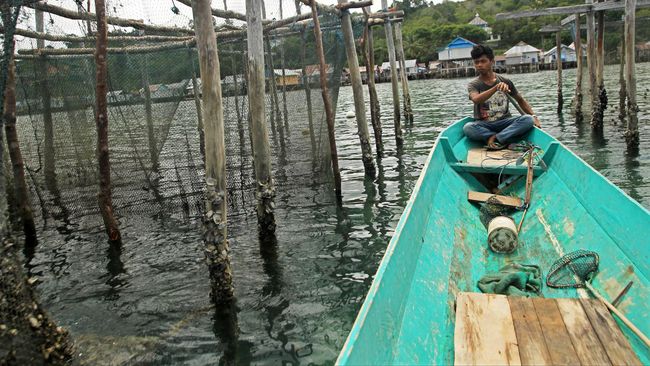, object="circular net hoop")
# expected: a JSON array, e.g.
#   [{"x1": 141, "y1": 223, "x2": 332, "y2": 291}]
[{"x1": 546, "y1": 250, "x2": 599, "y2": 289}]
